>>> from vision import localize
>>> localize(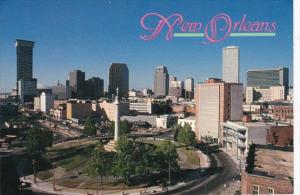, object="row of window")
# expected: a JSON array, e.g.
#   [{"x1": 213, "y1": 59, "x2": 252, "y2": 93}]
[{"x1": 253, "y1": 185, "x2": 274, "y2": 195}]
